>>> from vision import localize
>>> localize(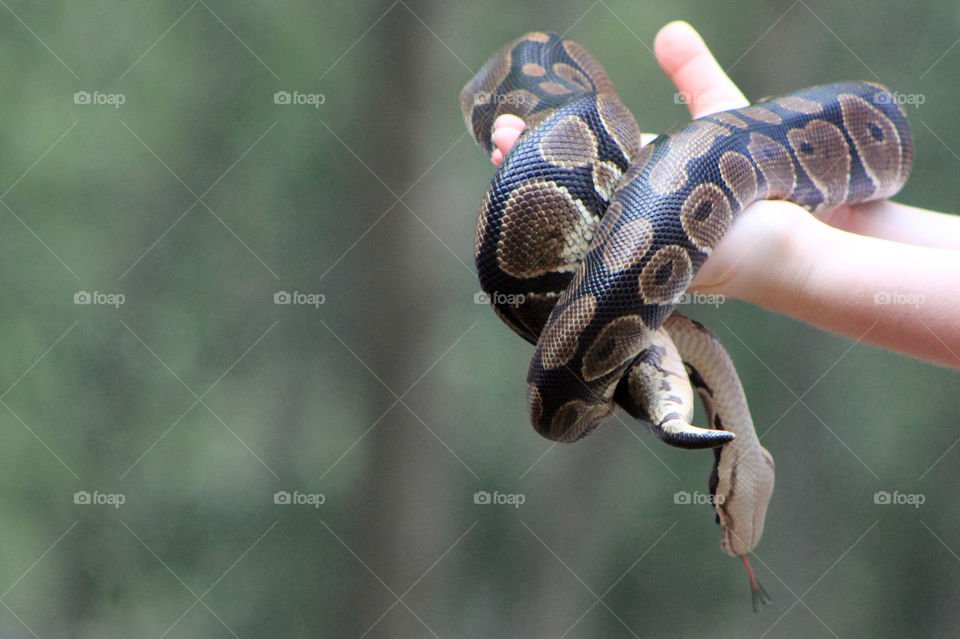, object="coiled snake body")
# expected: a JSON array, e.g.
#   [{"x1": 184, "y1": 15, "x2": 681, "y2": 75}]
[{"x1": 461, "y1": 31, "x2": 913, "y2": 607}]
